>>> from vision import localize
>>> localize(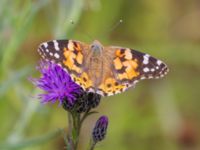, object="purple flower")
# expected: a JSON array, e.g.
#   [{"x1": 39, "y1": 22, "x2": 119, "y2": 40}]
[
  {"x1": 92, "y1": 116, "x2": 109, "y2": 143},
  {"x1": 30, "y1": 61, "x2": 82, "y2": 105}
]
